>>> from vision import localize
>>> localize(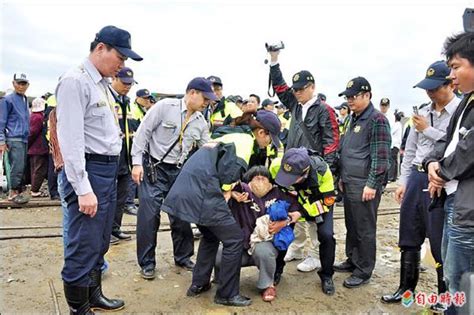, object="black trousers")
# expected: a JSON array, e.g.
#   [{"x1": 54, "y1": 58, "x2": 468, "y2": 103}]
[
  {"x1": 388, "y1": 147, "x2": 399, "y2": 182},
  {"x1": 312, "y1": 210, "x2": 336, "y2": 280},
  {"x1": 399, "y1": 167, "x2": 444, "y2": 264},
  {"x1": 47, "y1": 154, "x2": 59, "y2": 198},
  {"x1": 112, "y1": 172, "x2": 131, "y2": 234},
  {"x1": 192, "y1": 223, "x2": 244, "y2": 299},
  {"x1": 343, "y1": 183, "x2": 381, "y2": 280},
  {"x1": 136, "y1": 162, "x2": 194, "y2": 269}
]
